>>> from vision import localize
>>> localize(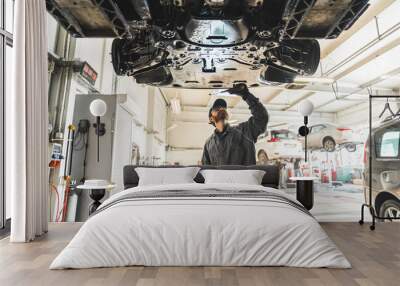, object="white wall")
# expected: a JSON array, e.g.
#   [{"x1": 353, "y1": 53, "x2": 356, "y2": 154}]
[
  {"x1": 70, "y1": 38, "x2": 168, "y2": 169},
  {"x1": 151, "y1": 89, "x2": 168, "y2": 163},
  {"x1": 111, "y1": 99, "x2": 135, "y2": 194},
  {"x1": 166, "y1": 121, "x2": 212, "y2": 165},
  {"x1": 168, "y1": 121, "x2": 213, "y2": 149},
  {"x1": 69, "y1": 94, "x2": 117, "y2": 222},
  {"x1": 336, "y1": 100, "x2": 400, "y2": 128},
  {"x1": 166, "y1": 150, "x2": 204, "y2": 165},
  {"x1": 74, "y1": 38, "x2": 116, "y2": 94},
  {"x1": 165, "y1": 105, "x2": 336, "y2": 165},
  {"x1": 47, "y1": 14, "x2": 58, "y2": 53},
  {"x1": 48, "y1": 33, "x2": 168, "y2": 221},
  {"x1": 115, "y1": 78, "x2": 167, "y2": 165}
]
